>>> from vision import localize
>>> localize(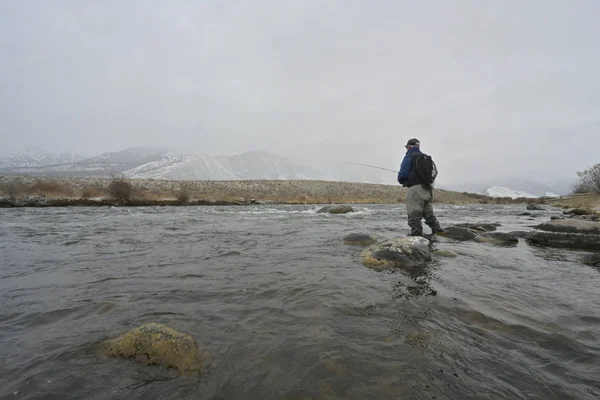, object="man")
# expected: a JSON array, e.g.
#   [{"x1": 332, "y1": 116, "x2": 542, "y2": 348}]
[{"x1": 397, "y1": 138, "x2": 444, "y2": 236}]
